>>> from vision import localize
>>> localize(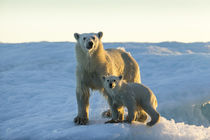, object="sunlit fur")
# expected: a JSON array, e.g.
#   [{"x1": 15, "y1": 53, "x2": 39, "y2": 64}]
[
  {"x1": 73, "y1": 32, "x2": 142, "y2": 125},
  {"x1": 103, "y1": 75, "x2": 160, "y2": 126}
]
